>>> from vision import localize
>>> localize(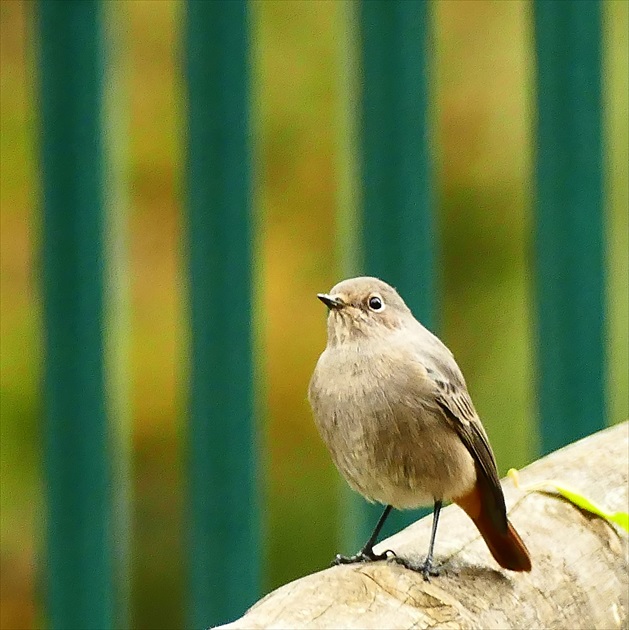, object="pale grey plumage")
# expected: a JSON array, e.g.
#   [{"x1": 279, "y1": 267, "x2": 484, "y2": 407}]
[
  {"x1": 309, "y1": 276, "x2": 533, "y2": 574},
  {"x1": 308, "y1": 276, "x2": 496, "y2": 513}
]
